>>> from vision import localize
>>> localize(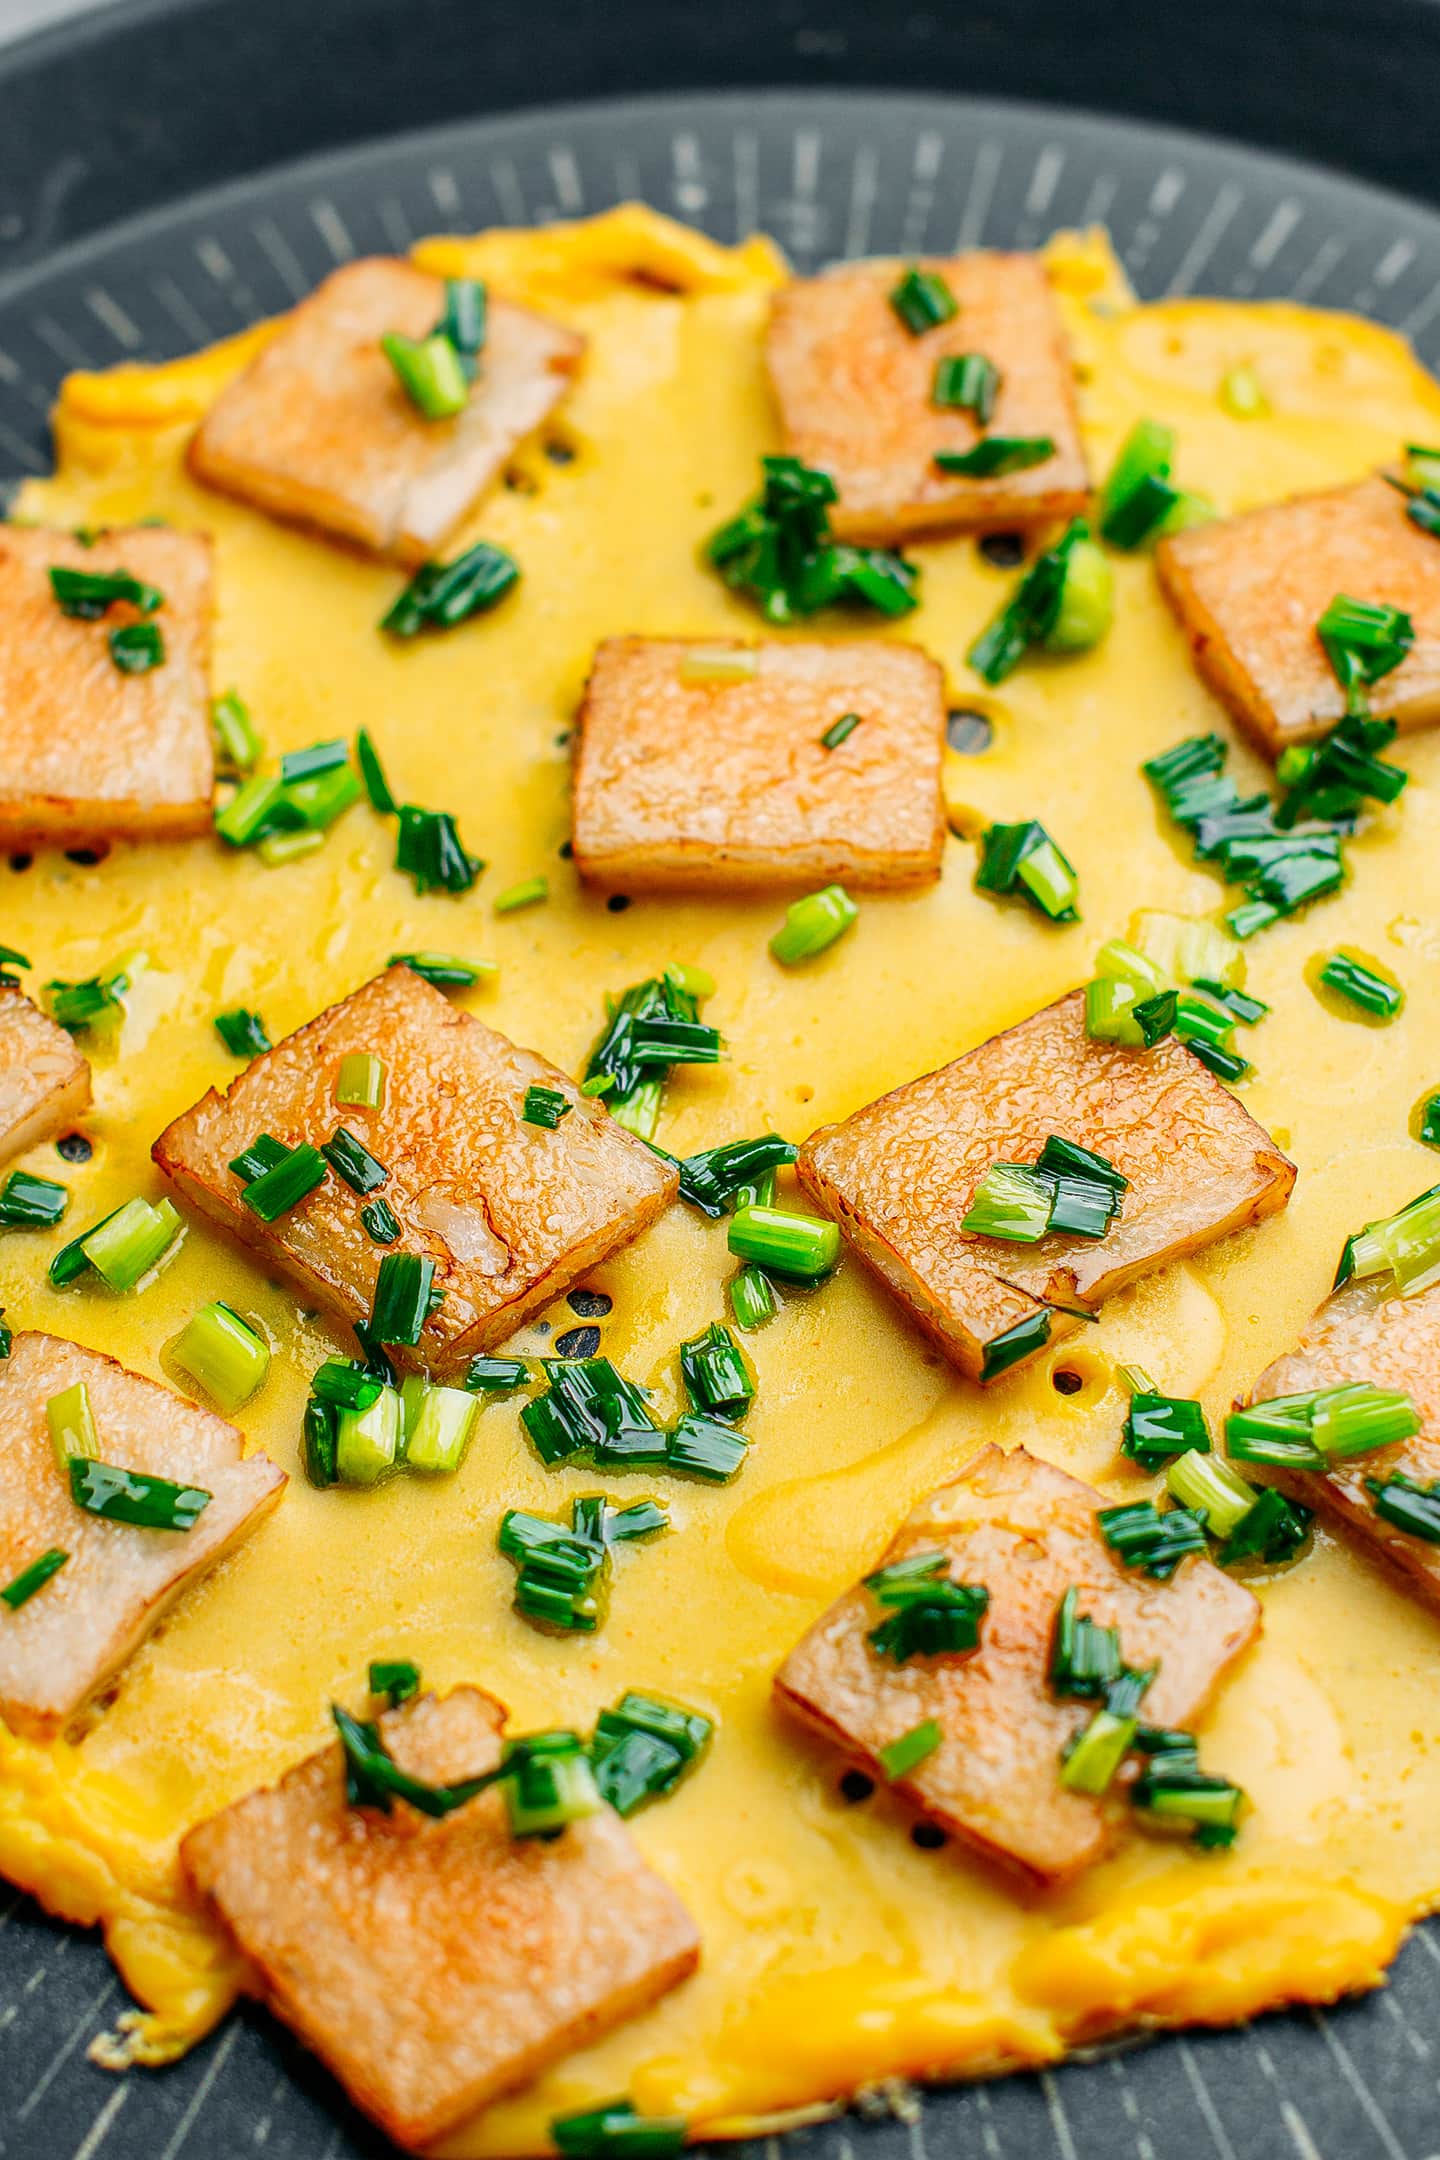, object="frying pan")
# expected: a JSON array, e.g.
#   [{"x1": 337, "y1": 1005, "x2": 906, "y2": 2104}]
[{"x1": 3, "y1": 3, "x2": 1440, "y2": 2153}]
